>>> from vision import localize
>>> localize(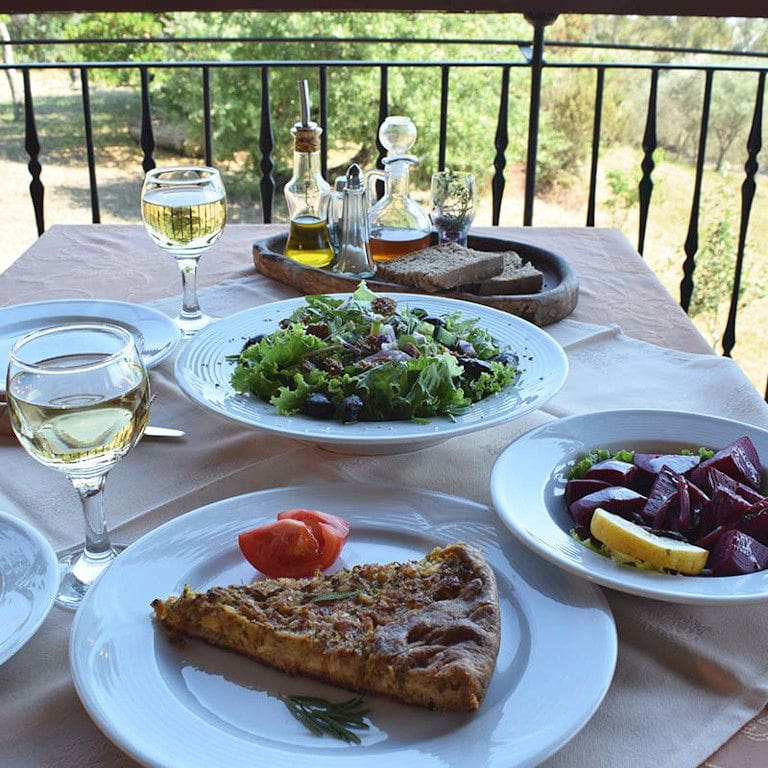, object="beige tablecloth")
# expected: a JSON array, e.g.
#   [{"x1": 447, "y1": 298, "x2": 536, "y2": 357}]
[{"x1": 1, "y1": 225, "x2": 767, "y2": 768}]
